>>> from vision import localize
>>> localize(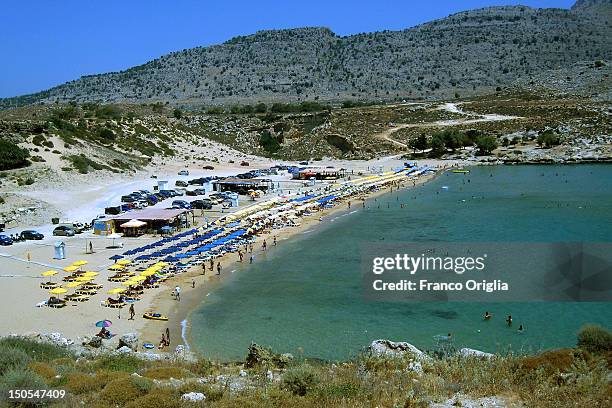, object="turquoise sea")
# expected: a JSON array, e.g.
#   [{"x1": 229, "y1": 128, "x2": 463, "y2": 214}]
[{"x1": 189, "y1": 164, "x2": 612, "y2": 361}]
